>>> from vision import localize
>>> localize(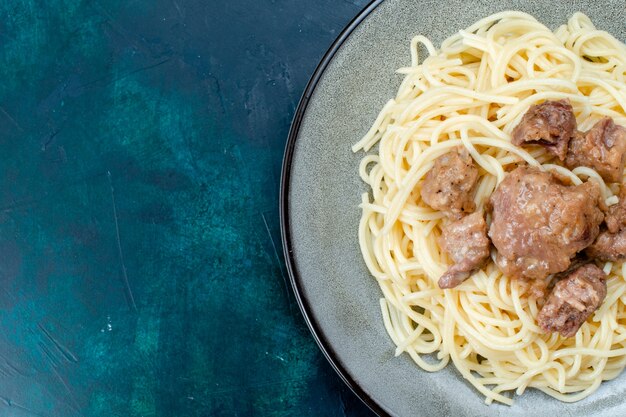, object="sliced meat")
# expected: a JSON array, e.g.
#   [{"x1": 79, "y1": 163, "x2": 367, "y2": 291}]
[
  {"x1": 437, "y1": 211, "x2": 490, "y2": 289},
  {"x1": 511, "y1": 99, "x2": 577, "y2": 161},
  {"x1": 565, "y1": 117, "x2": 626, "y2": 183},
  {"x1": 421, "y1": 147, "x2": 478, "y2": 219},
  {"x1": 489, "y1": 166, "x2": 604, "y2": 285},
  {"x1": 536, "y1": 264, "x2": 607, "y2": 338},
  {"x1": 605, "y1": 185, "x2": 626, "y2": 233},
  {"x1": 586, "y1": 228, "x2": 626, "y2": 261}
]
